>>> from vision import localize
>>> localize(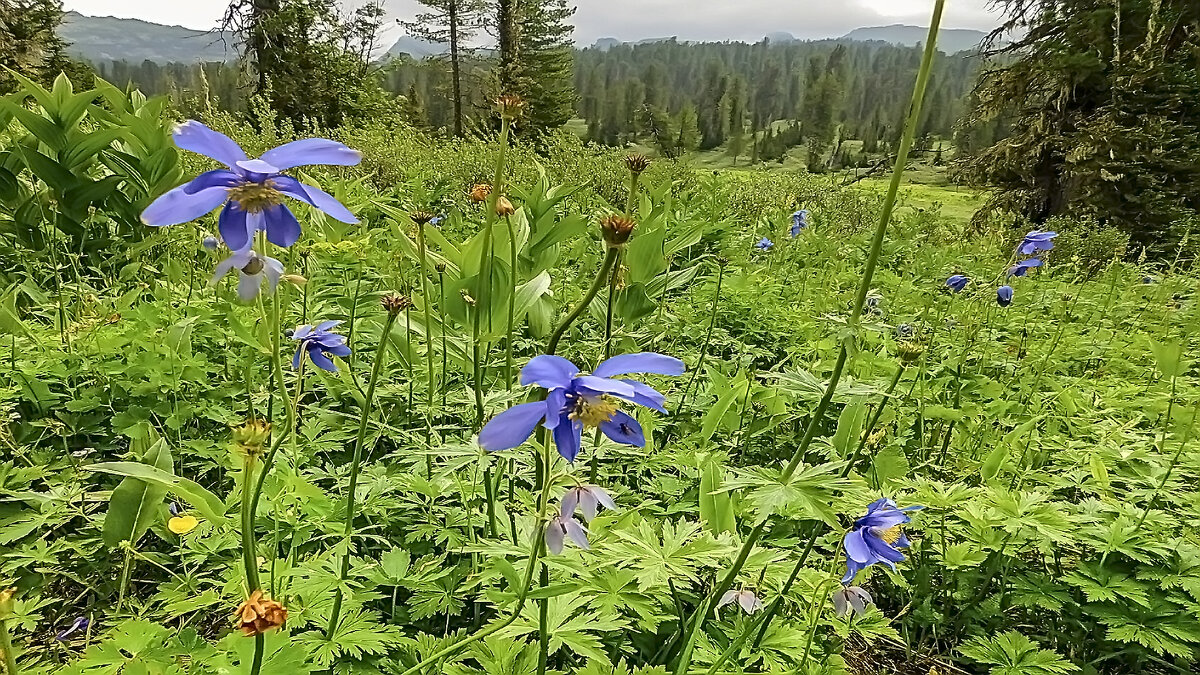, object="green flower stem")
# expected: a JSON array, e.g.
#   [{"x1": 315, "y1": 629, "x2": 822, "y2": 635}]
[
  {"x1": 249, "y1": 634, "x2": 264, "y2": 675},
  {"x1": 504, "y1": 214, "x2": 518, "y2": 390},
  {"x1": 663, "y1": 262, "x2": 725, "y2": 448},
  {"x1": 547, "y1": 248, "x2": 621, "y2": 357},
  {"x1": 249, "y1": 287, "x2": 298, "y2": 533},
  {"x1": 670, "y1": 5, "x2": 945, "y2": 673},
  {"x1": 399, "y1": 242, "x2": 622, "y2": 675},
  {"x1": 0, "y1": 613, "x2": 19, "y2": 675},
  {"x1": 326, "y1": 309, "x2": 401, "y2": 637},
  {"x1": 415, "y1": 221, "x2": 437, "y2": 429},
  {"x1": 241, "y1": 454, "x2": 262, "y2": 591},
  {"x1": 840, "y1": 363, "x2": 906, "y2": 480}
]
